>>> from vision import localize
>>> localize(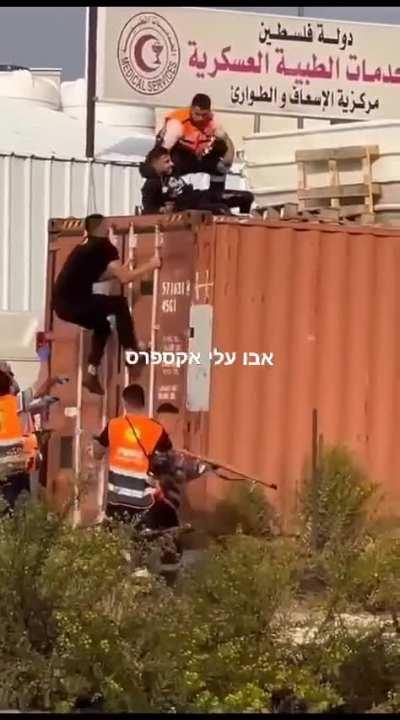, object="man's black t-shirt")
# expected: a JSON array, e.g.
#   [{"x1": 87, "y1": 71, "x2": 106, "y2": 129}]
[{"x1": 53, "y1": 236, "x2": 119, "y2": 303}]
